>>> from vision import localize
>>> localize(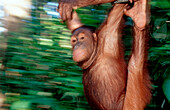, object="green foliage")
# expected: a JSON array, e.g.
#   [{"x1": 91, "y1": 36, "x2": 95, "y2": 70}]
[
  {"x1": 162, "y1": 74, "x2": 170, "y2": 102},
  {"x1": 0, "y1": 0, "x2": 169, "y2": 110}
]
